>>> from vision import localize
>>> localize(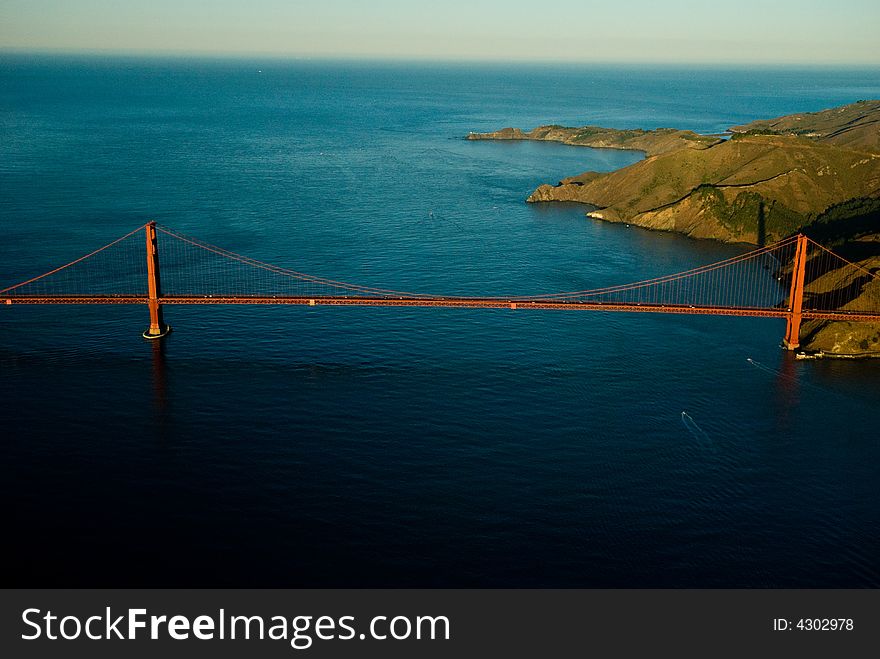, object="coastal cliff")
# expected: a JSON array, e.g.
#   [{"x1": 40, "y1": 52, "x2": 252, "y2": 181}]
[
  {"x1": 470, "y1": 101, "x2": 880, "y2": 355},
  {"x1": 524, "y1": 132, "x2": 880, "y2": 244}
]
